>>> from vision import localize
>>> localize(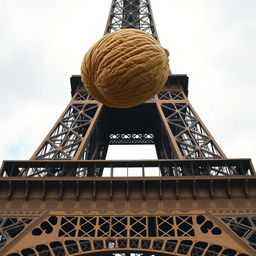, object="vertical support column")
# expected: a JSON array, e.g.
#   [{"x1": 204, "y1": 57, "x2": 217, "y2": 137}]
[
  {"x1": 73, "y1": 104, "x2": 103, "y2": 160},
  {"x1": 156, "y1": 87, "x2": 226, "y2": 159},
  {"x1": 156, "y1": 101, "x2": 183, "y2": 159},
  {"x1": 30, "y1": 90, "x2": 102, "y2": 160}
]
